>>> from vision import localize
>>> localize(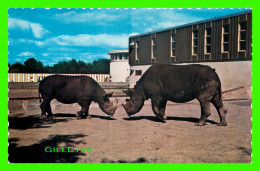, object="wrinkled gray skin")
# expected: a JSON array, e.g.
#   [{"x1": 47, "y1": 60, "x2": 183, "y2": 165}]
[
  {"x1": 39, "y1": 75, "x2": 117, "y2": 119},
  {"x1": 122, "y1": 64, "x2": 227, "y2": 126}
]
